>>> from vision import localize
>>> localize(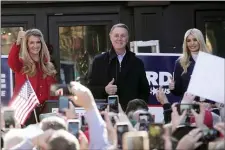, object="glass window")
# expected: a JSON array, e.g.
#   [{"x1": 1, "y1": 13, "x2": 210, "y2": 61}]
[
  {"x1": 1, "y1": 27, "x2": 21, "y2": 55},
  {"x1": 58, "y1": 25, "x2": 108, "y2": 85},
  {"x1": 205, "y1": 21, "x2": 225, "y2": 58}
]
